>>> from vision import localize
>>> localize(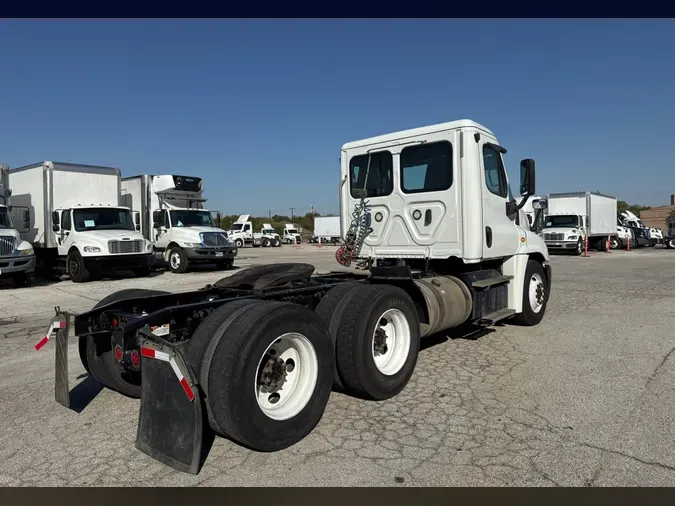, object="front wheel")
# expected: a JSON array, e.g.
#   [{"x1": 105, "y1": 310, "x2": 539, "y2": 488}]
[
  {"x1": 67, "y1": 250, "x2": 91, "y2": 283},
  {"x1": 273, "y1": 238, "x2": 281, "y2": 247},
  {"x1": 574, "y1": 238, "x2": 583, "y2": 256},
  {"x1": 262, "y1": 238, "x2": 271, "y2": 248},
  {"x1": 512, "y1": 260, "x2": 549, "y2": 326},
  {"x1": 168, "y1": 247, "x2": 189, "y2": 274},
  {"x1": 235, "y1": 239, "x2": 244, "y2": 248},
  {"x1": 667, "y1": 238, "x2": 675, "y2": 249}
]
